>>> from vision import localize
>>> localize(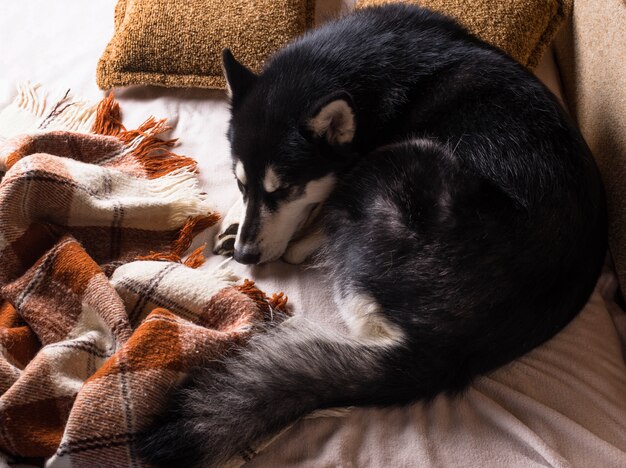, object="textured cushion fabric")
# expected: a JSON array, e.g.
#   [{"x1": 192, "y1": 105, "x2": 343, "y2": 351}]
[
  {"x1": 356, "y1": 0, "x2": 572, "y2": 68},
  {"x1": 554, "y1": 0, "x2": 626, "y2": 303},
  {"x1": 97, "y1": 0, "x2": 315, "y2": 90}
]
